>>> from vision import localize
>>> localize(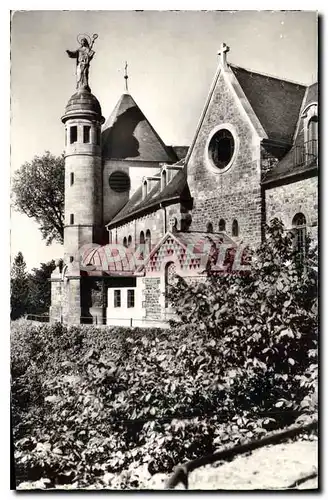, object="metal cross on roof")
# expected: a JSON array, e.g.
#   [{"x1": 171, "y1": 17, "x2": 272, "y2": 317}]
[
  {"x1": 124, "y1": 61, "x2": 129, "y2": 92},
  {"x1": 218, "y1": 42, "x2": 230, "y2": 68}
]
